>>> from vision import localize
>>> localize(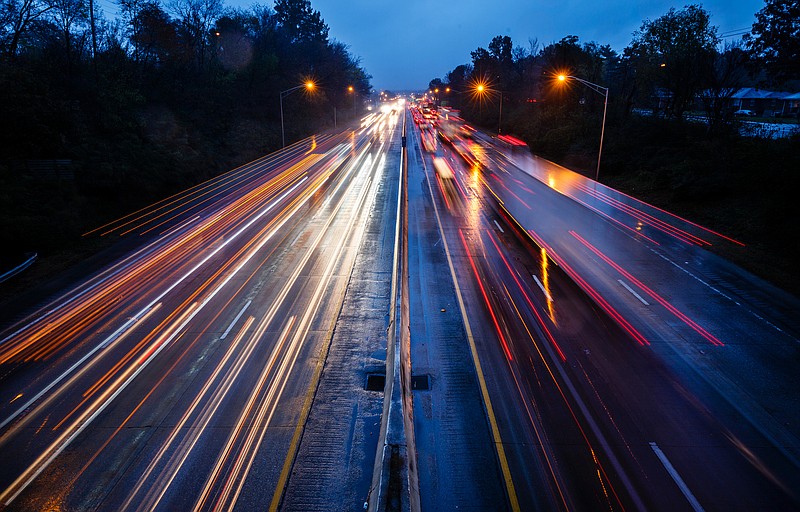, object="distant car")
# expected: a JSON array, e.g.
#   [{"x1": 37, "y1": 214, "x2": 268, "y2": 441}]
[{"x1": 734, "y1": 109, "x2": 756, "y2": 117}]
